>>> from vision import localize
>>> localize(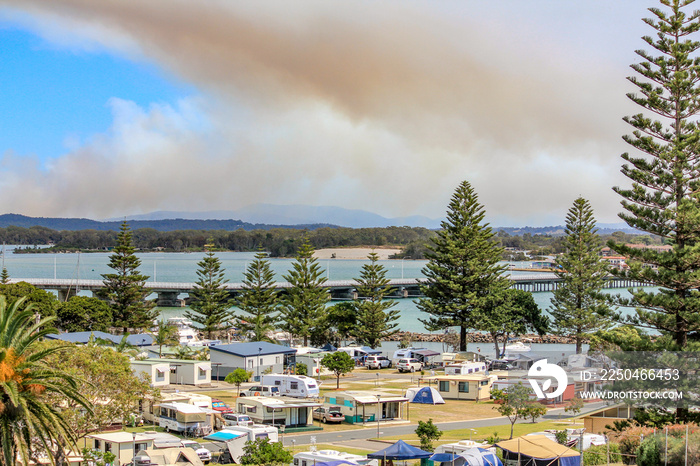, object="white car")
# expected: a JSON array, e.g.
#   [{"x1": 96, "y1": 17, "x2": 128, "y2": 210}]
[
  {"x1": 397, "y1": 358, "x2": 422, "y2": 373},
  {"x1": 365, "y1": 355, "x2": 392, "y2": 369},
  {"x1": 239, "y1": 385, "x2": 280, "y2": 397},
  {"x1": 181, "y1": 440, "x2": 211, "y2": 463}
]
